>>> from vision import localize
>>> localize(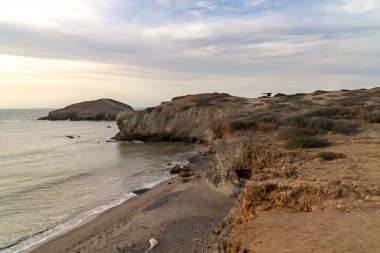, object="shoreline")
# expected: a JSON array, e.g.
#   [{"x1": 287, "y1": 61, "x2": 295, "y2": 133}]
[
  {"x1": 3, "y1": 148, "x2": 195, "y2": 253},
  {"x1": 23, "y1": 147, "x2": 235, "y2": 253}
]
